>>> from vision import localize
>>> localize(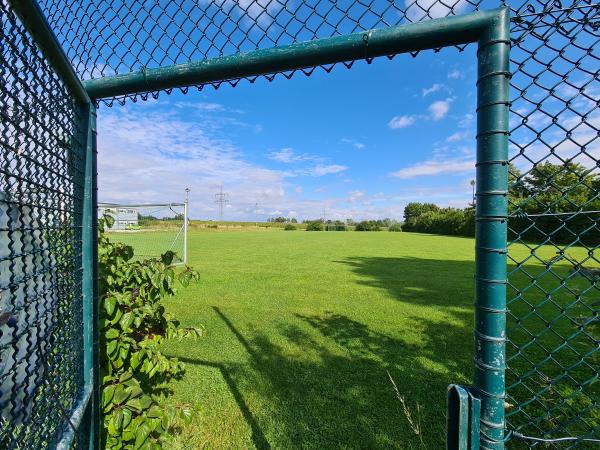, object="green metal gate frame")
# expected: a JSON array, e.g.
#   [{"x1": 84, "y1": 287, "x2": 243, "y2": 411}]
[{"x1": 10, "y1": 1, "x2": 511, "y2": 448}]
